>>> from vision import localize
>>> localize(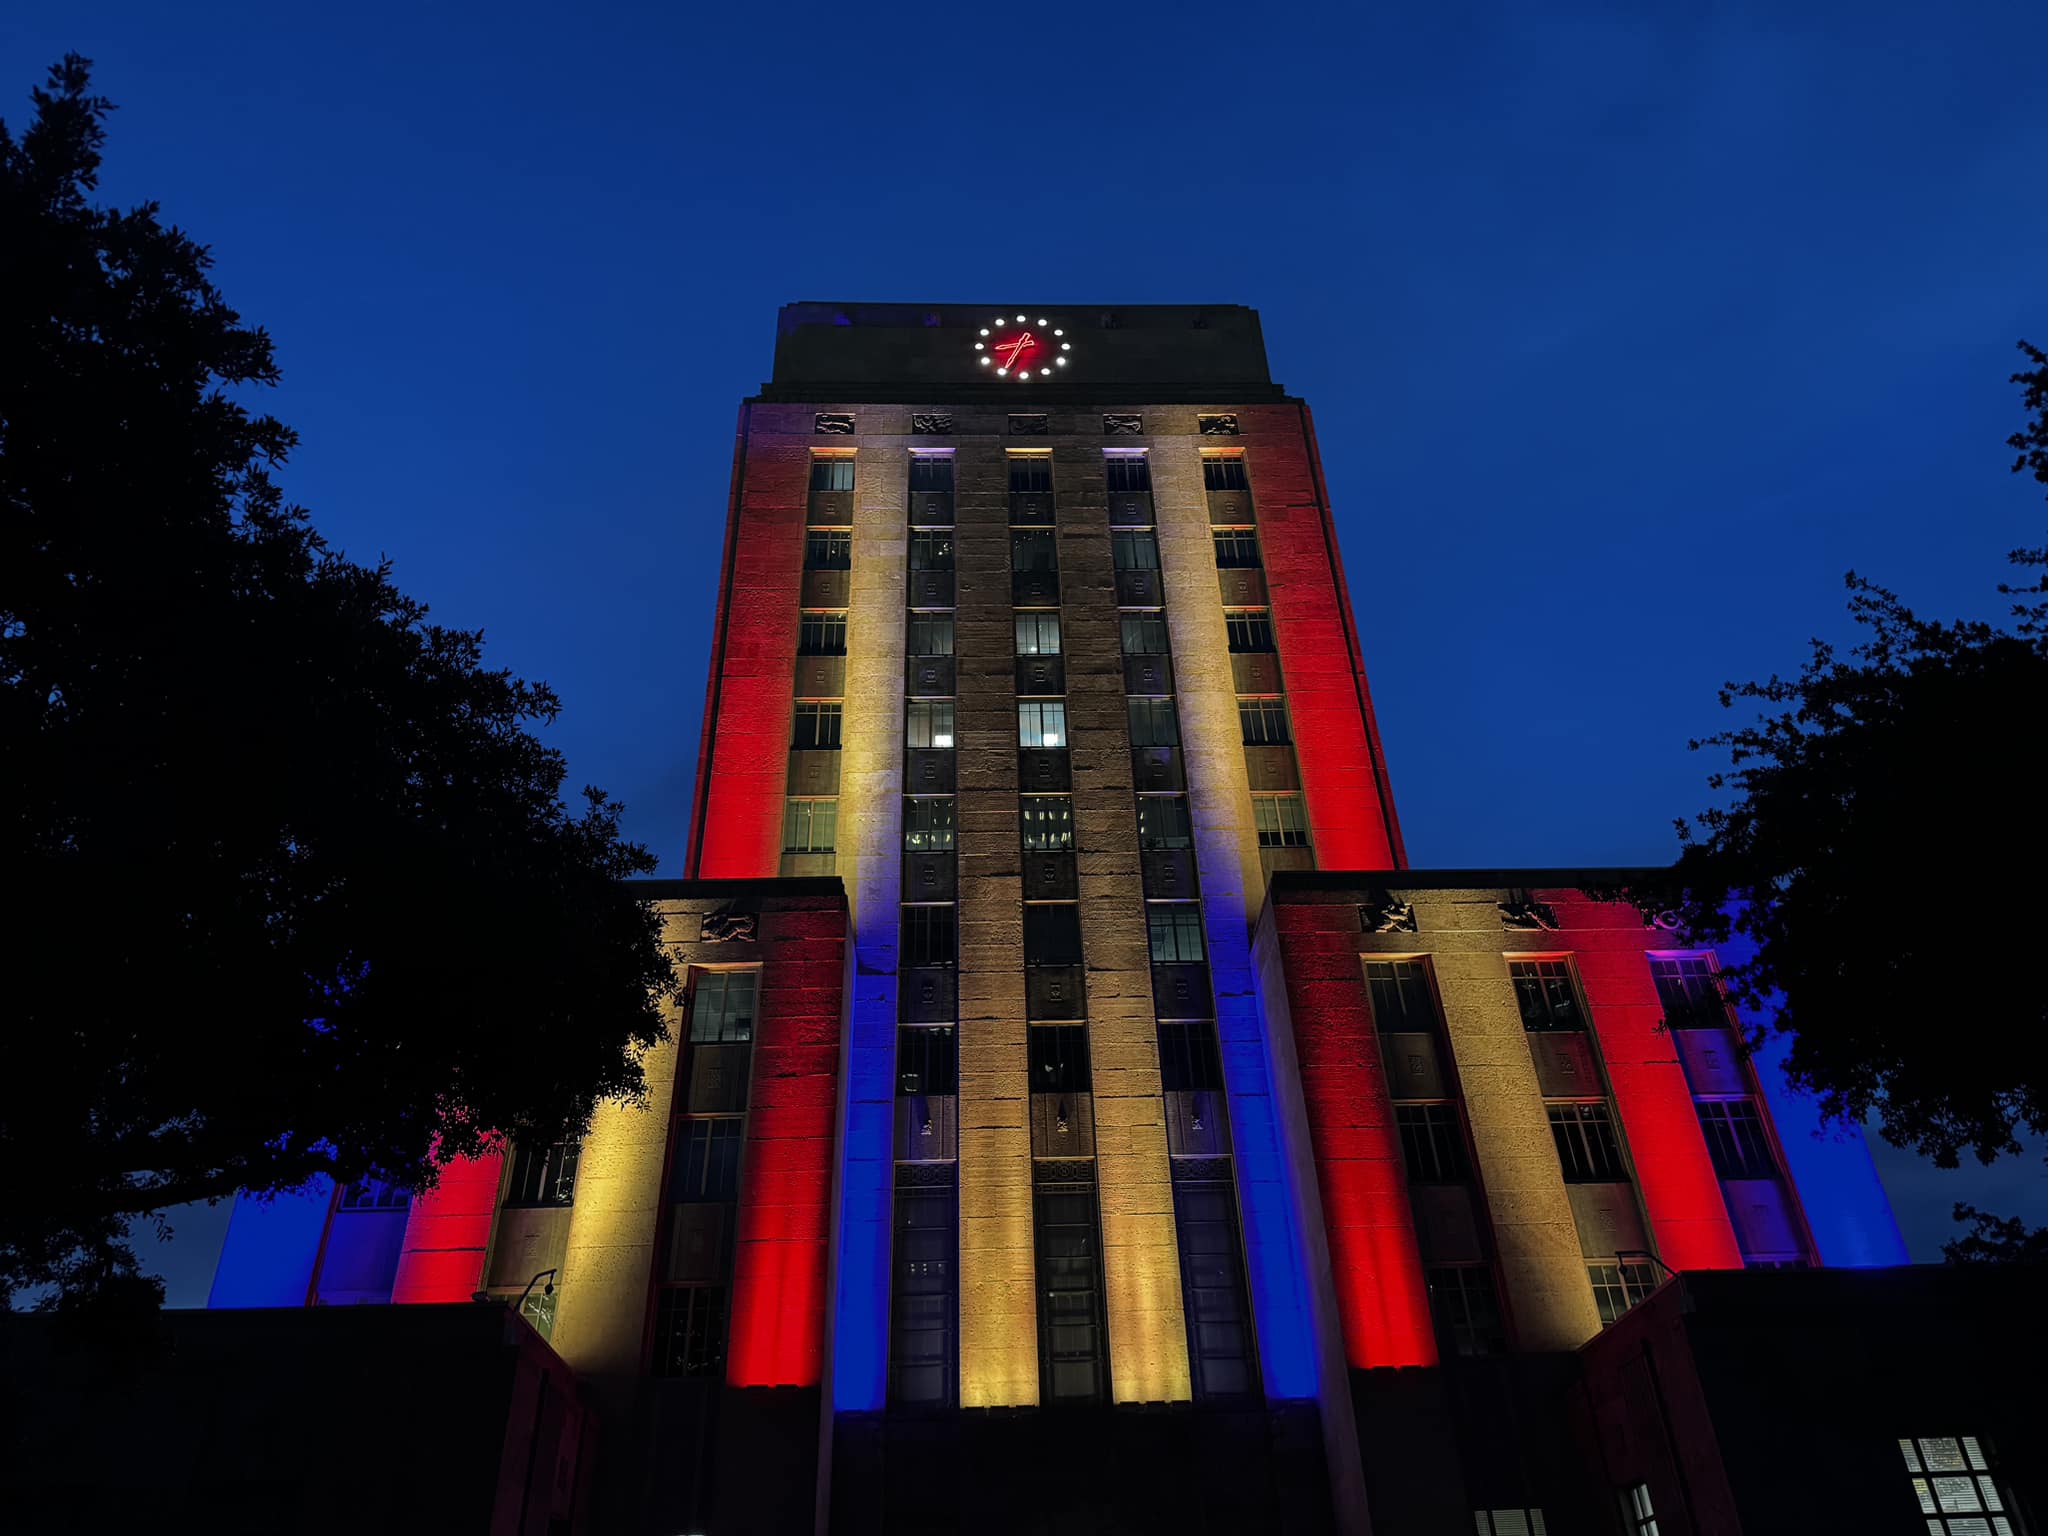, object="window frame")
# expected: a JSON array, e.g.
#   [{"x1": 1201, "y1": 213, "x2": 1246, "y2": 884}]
[
  {"x1": 781, "y1": 797, "x2": 838, "y2": 854},
  {"x1": 1225, "y1": 611, "x2": 1276, "y2": 653},
  {"x1": 1014, "y1": 610, "x2": 1063, "y2": 656},
  {"x1": 1018, "y1": 698, "x2": 1068, "y2": 749},
  {"x1": 1547, "y1": 1101, "x2": 1627, "y2": 1182},
  {"x1": 798, "y1": 610, "x2": 847, "y2": 655},
  {"x1": 1251, "y1": 793, "x2": 1308, "y2": 848},
  {"x1": 906, "y1": 699, "x2": 956, "y2": 750},
  {"x1": 791, "y1": 700, "x2": 843, "y2": 750}
]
